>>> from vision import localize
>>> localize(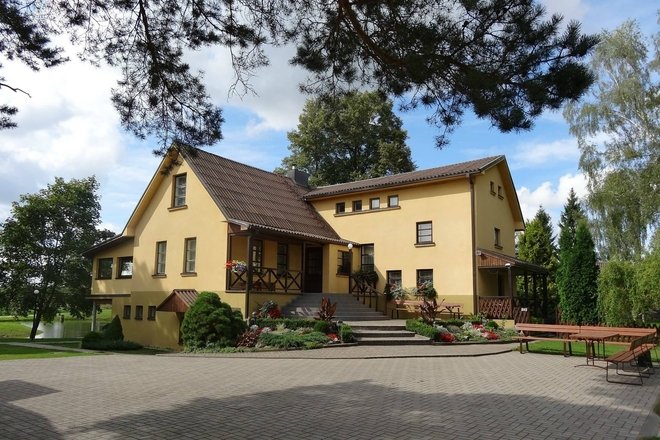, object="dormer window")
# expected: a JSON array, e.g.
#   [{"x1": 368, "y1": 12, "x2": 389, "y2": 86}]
[{"x1": 173, "y1": 174, "x2": 187, "y2": 207}]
